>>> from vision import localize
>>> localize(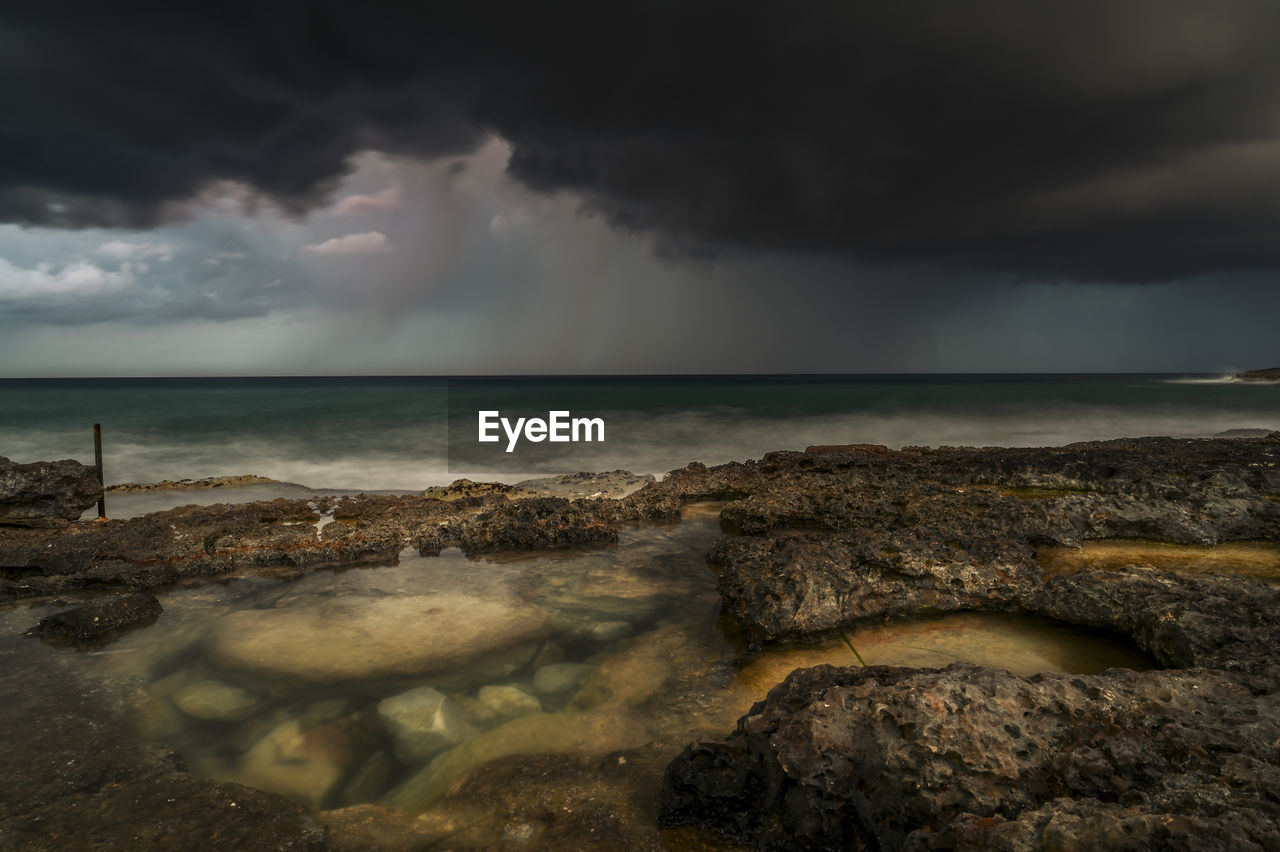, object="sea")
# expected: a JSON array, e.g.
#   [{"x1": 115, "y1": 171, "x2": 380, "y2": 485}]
[{"x1": 1, "y1": 374, "x2": 1277, "y2": 493}]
